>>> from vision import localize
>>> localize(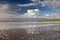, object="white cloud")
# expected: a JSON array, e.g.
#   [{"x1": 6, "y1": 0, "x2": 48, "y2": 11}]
[
  {"x1": 44, "y1": 13, "x2": 57, "y2": 18},
  {"x1": 41, "y1": 1, "x2": 60, "y2": 9},
  {"x1": 19, "y1": 9, "x2": 57, "y2": 19},
  {"x1": 20, "y1": 9, "x2": 40, "y2": 18},
  {"x1": 0, "y1": 4, "x2": 9, "y2": 12},
  {"x1": 0, "y1": 4, "x2": 9, "y2": 10},
  {"x1": 0, "y1": 4, "x2": 9, "y2": 18},
  {"x1": 30, "y1": 0, "x2": 60, "y2": 9},
  {"x1": 0, "y1": 4, "x2": 57, "y2": 20},
  {"x1": 17, "y1": 0, "x2": 60, "y2": 9},
  {"x1": 17, "y1": 3, "x2": 38, "y2": 7},
  {"x1": 0, "y1": 4, "x2": 16, "y2": 19},
  {"x1": 44, "y1": 0, "x2": 60, "y2": 1},
  {"x1": 31, "y1": 0, "x2": 40, "y2": 2}
]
